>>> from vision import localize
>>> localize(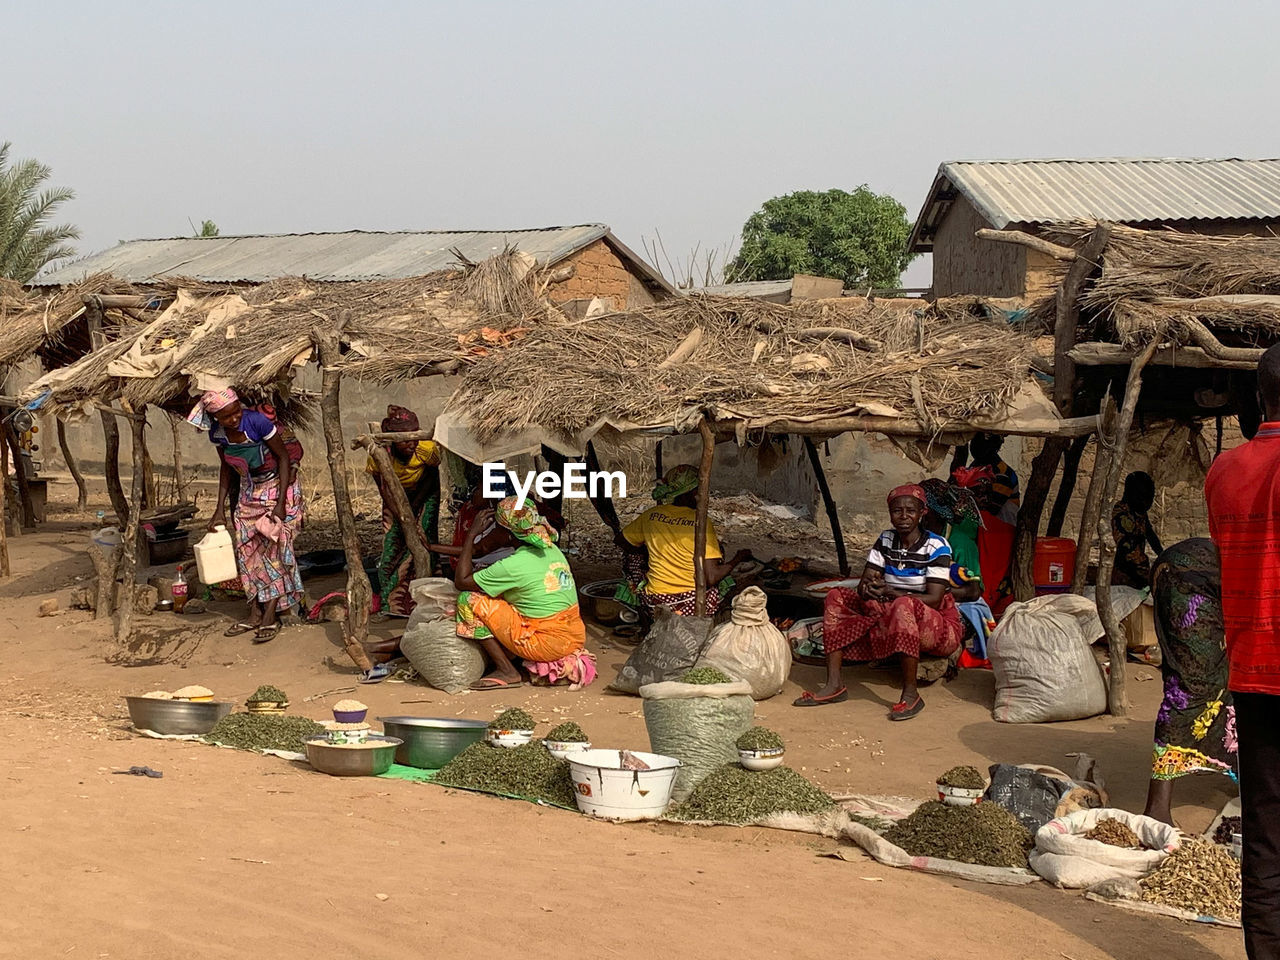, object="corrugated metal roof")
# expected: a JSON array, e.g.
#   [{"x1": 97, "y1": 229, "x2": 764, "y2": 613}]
[
  {"x1": 692, "y1": 279, "x2": 794, "y2": 299},
  {"x1": 908, "y1": 159, "x2": 1280, "y2": 251},
  {"x1": 32, "y1": 224, "x2": 626, "y2": 286}
]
